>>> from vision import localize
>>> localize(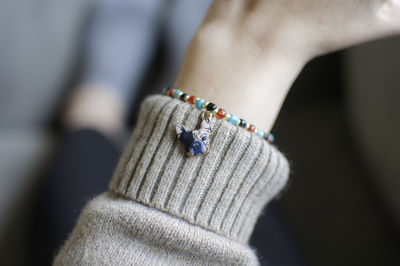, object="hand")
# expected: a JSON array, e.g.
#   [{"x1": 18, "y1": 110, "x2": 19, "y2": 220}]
[
  {"x1": 226, "y1": 0, "x2": 400, "y2": 59},
  {"x1": 174, "y1": 0, "x2": 400, "y2": 132},
  {"x1": 63, "y1": 84, "x2": 125, "y2": 136}
]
